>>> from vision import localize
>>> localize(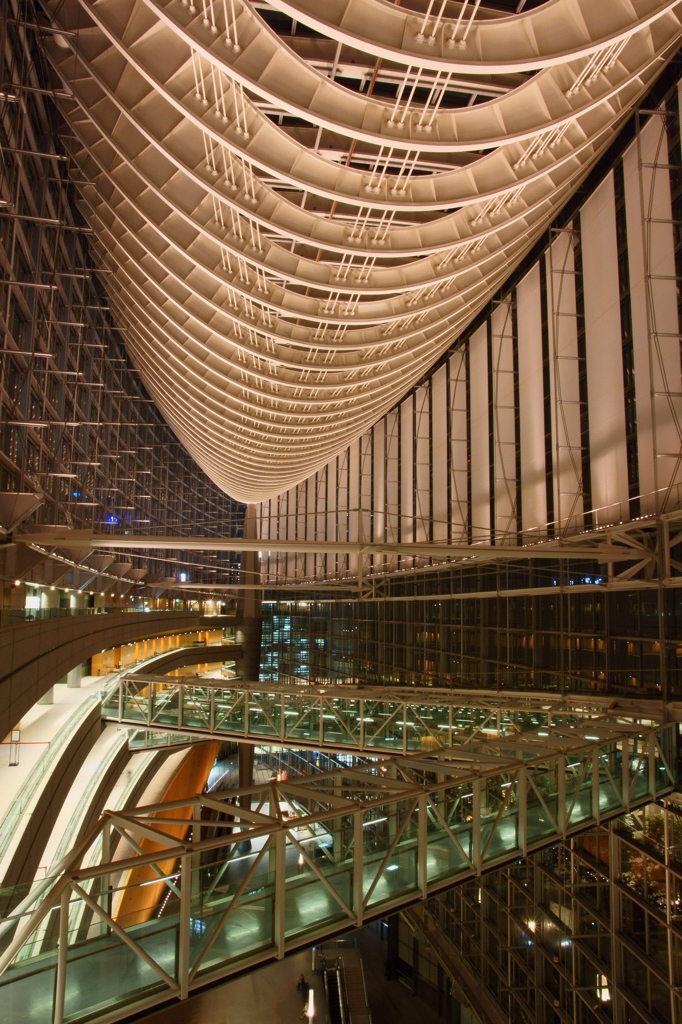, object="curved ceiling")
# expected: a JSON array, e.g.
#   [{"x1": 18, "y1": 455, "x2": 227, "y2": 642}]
[{"x1": 44, "y1": 0, "x2": 682, "y2": 502}]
